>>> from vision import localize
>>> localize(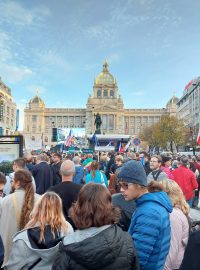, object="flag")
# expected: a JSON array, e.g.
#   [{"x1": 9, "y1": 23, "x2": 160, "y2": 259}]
[
  {"x1": 106, "y1": 141, "x2": 112, "y2": 147},
  {"x1": 124, "y1": 140, "x2": 131, "y2": 151},
  {"x1": 65, "y1": 129, "x2": 73, "y2": 146},
  {"x1": 197, "y1": 128, "x2": 200, "y2": 145},
  {"x1": 91, "y1": 133, "x2": 99, "y2": 146},
  {"x1": 118, "y1": 142, "x2": 122, "y2": 152}
]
